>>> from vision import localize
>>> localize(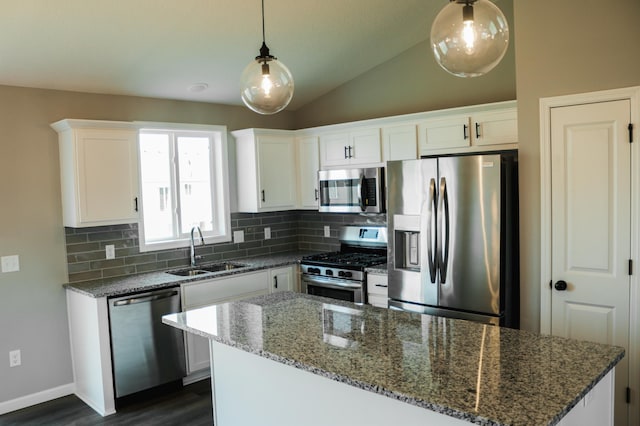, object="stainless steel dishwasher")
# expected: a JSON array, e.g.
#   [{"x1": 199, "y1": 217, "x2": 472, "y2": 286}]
[{"x1": 108, "y1": 287, "x2": 186, "y2": 398}]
